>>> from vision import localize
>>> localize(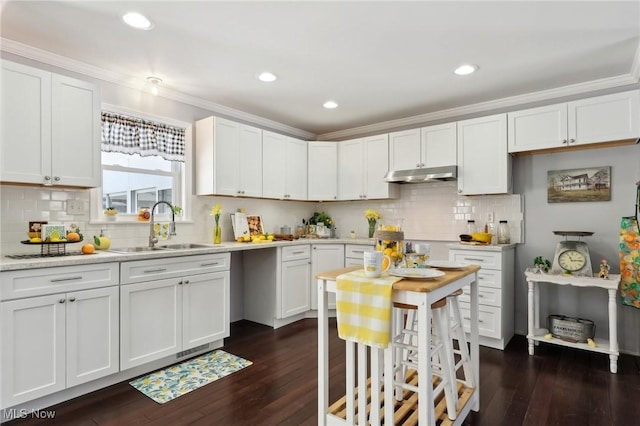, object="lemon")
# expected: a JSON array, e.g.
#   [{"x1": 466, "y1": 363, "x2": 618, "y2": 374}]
[
  {"x1": 259, "y1": 235, "x2": 266, "y2": 240},
  {"x1": 243, "y1": 236, "x2": 250, "y2": 242},
  {"x1": 30, "y1": 237, "x2": 42, "y2": 243},
  {"x1": 267, "y1": 235, "x2": 274, "y2": 241},
  {"x1": 383, "y1": 248, "x2": 393, "y2": 256}
]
